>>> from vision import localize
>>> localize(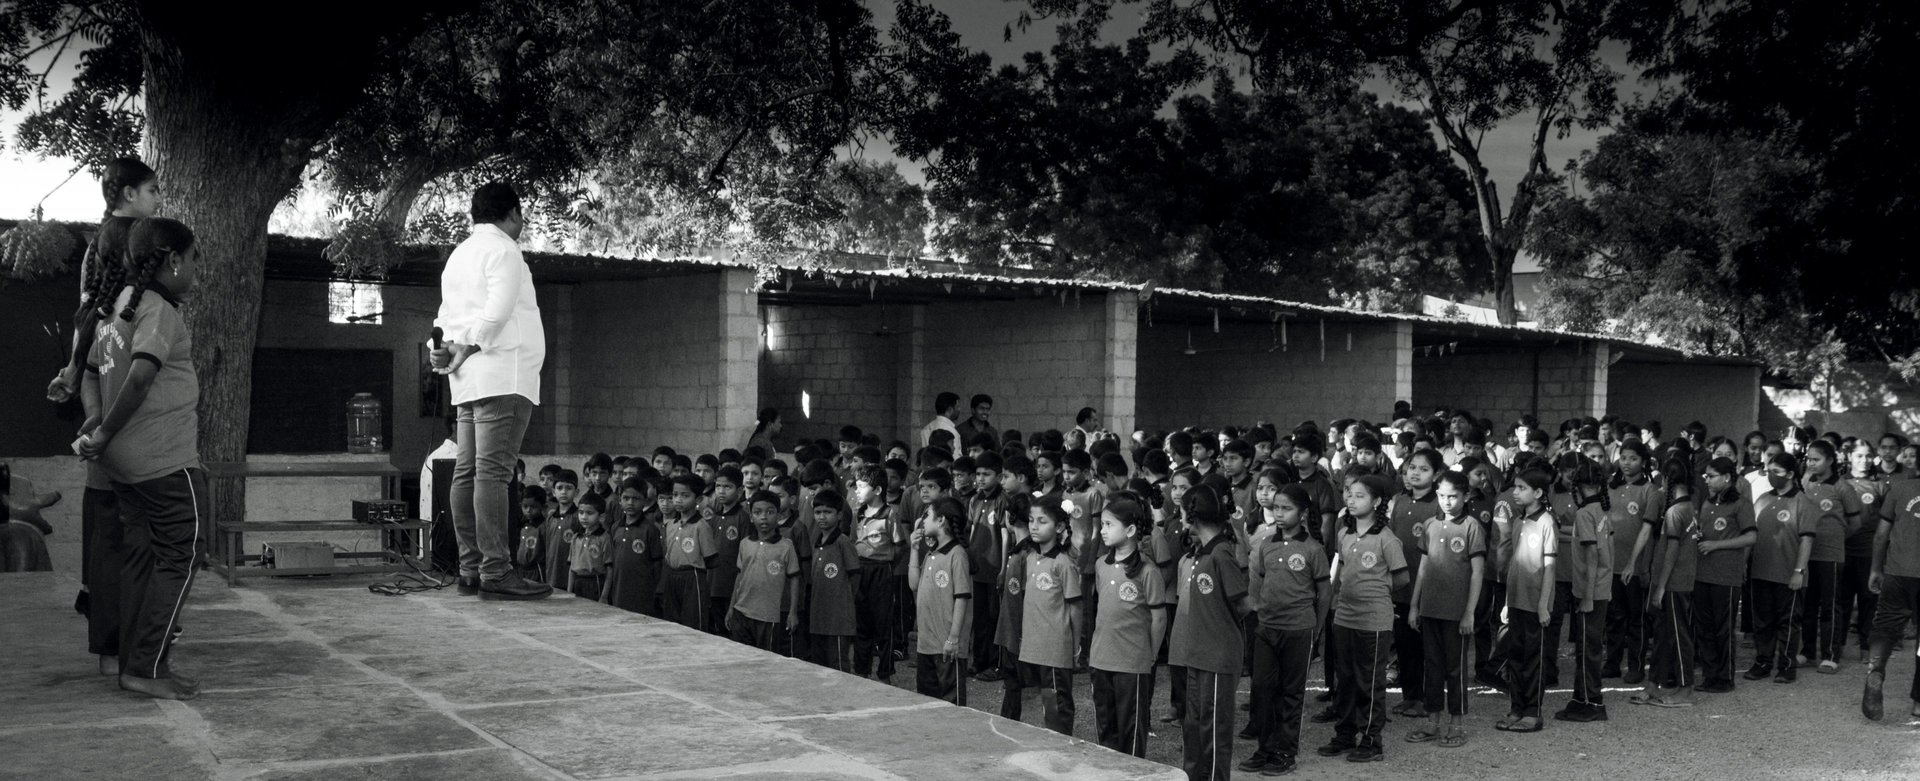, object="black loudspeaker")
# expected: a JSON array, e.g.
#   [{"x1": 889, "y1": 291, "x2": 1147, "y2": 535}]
[{"x1": 430, "y1": 459, "x2": 458, "y2": 575}]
